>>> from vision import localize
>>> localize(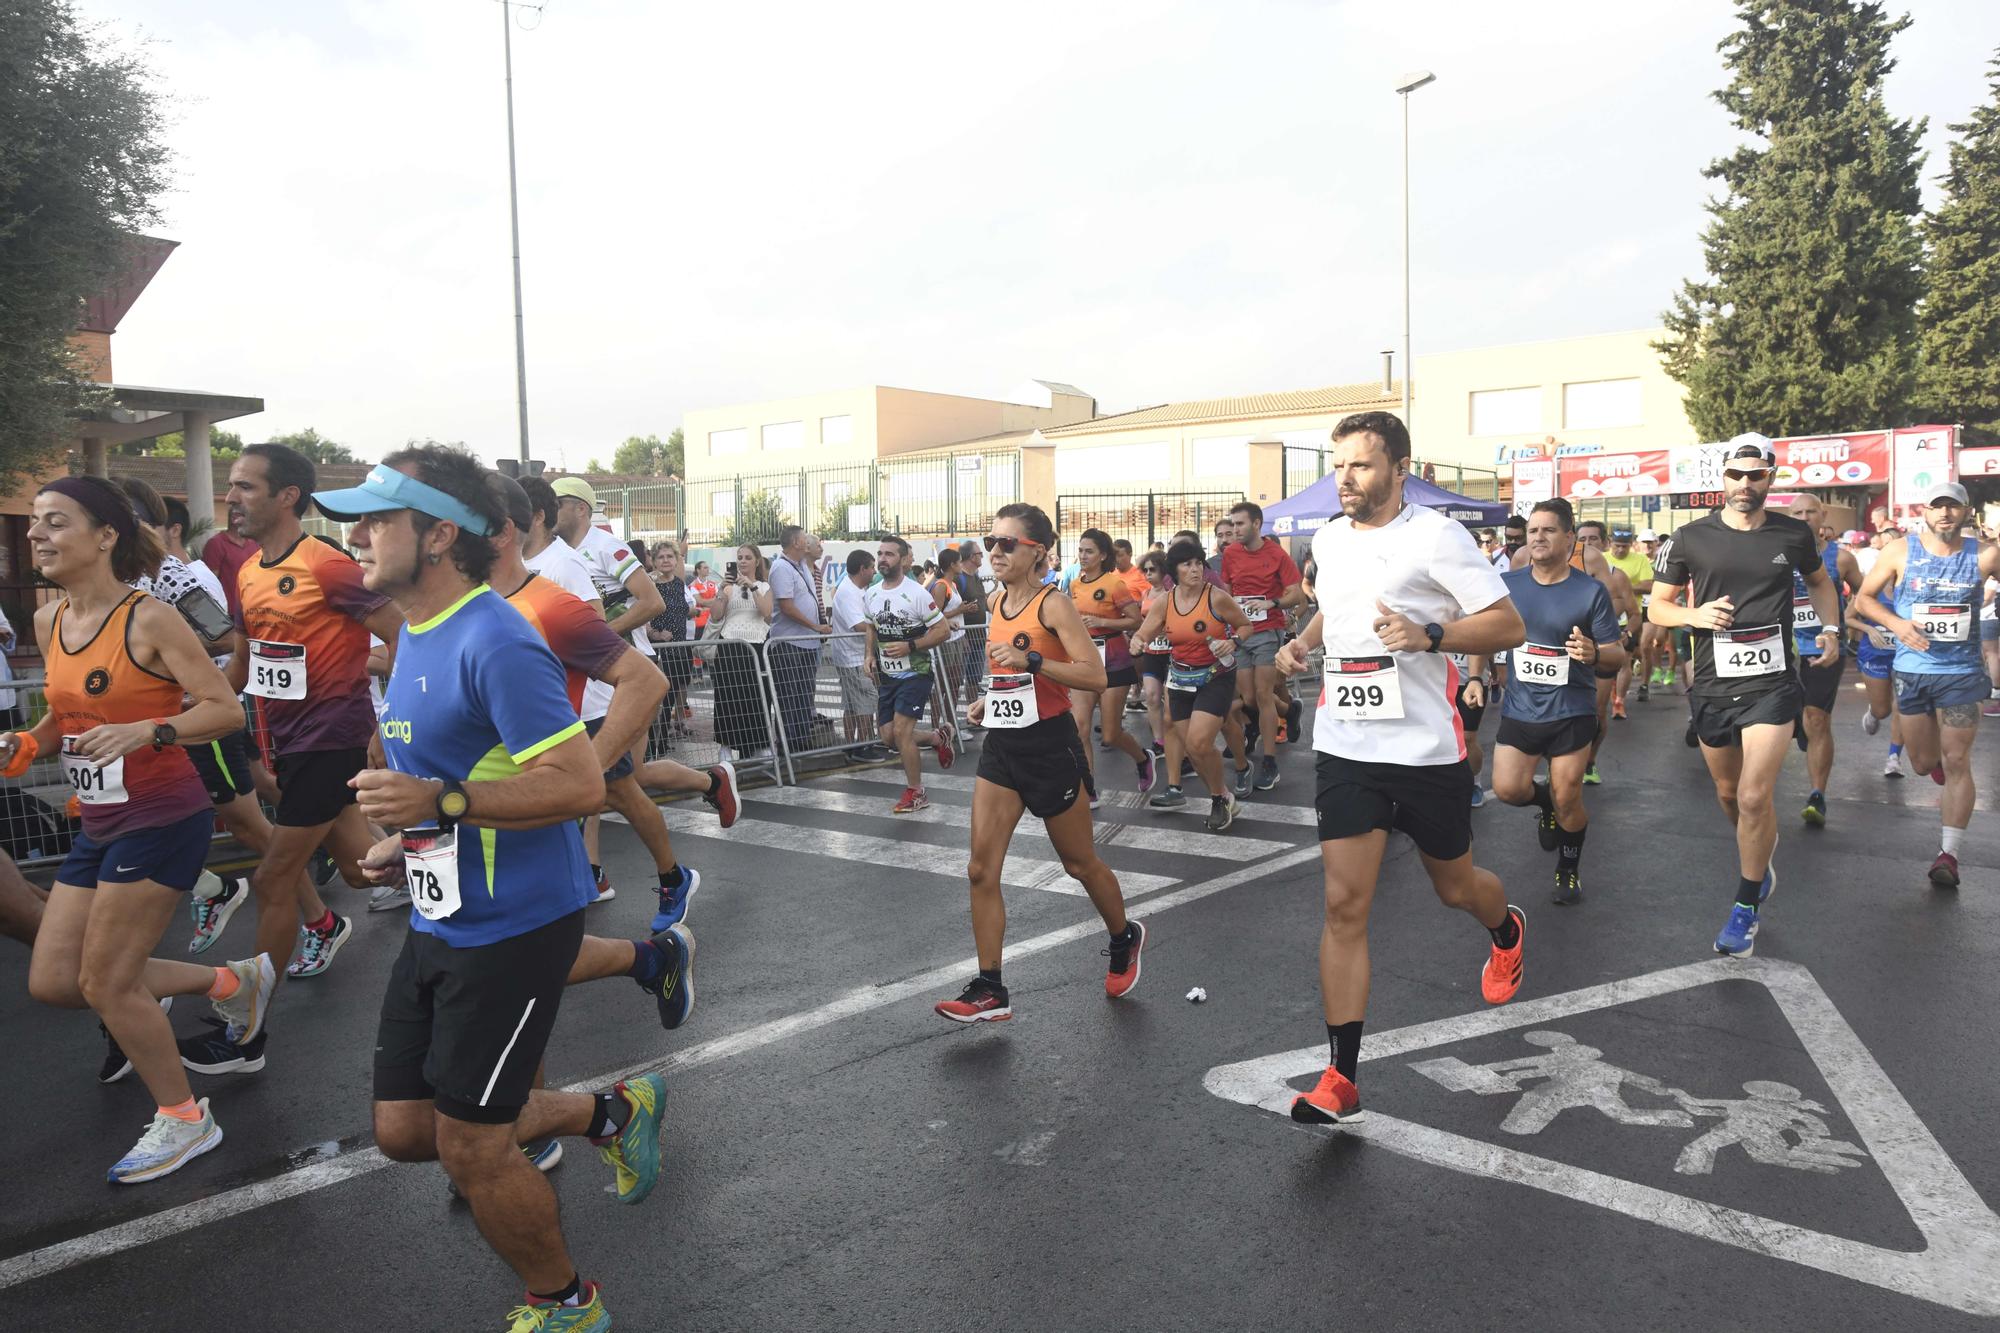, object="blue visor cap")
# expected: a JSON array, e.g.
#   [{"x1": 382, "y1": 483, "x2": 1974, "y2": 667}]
[{"x1": 313, "y1": 465, "x2": 493, "y2": 536}]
